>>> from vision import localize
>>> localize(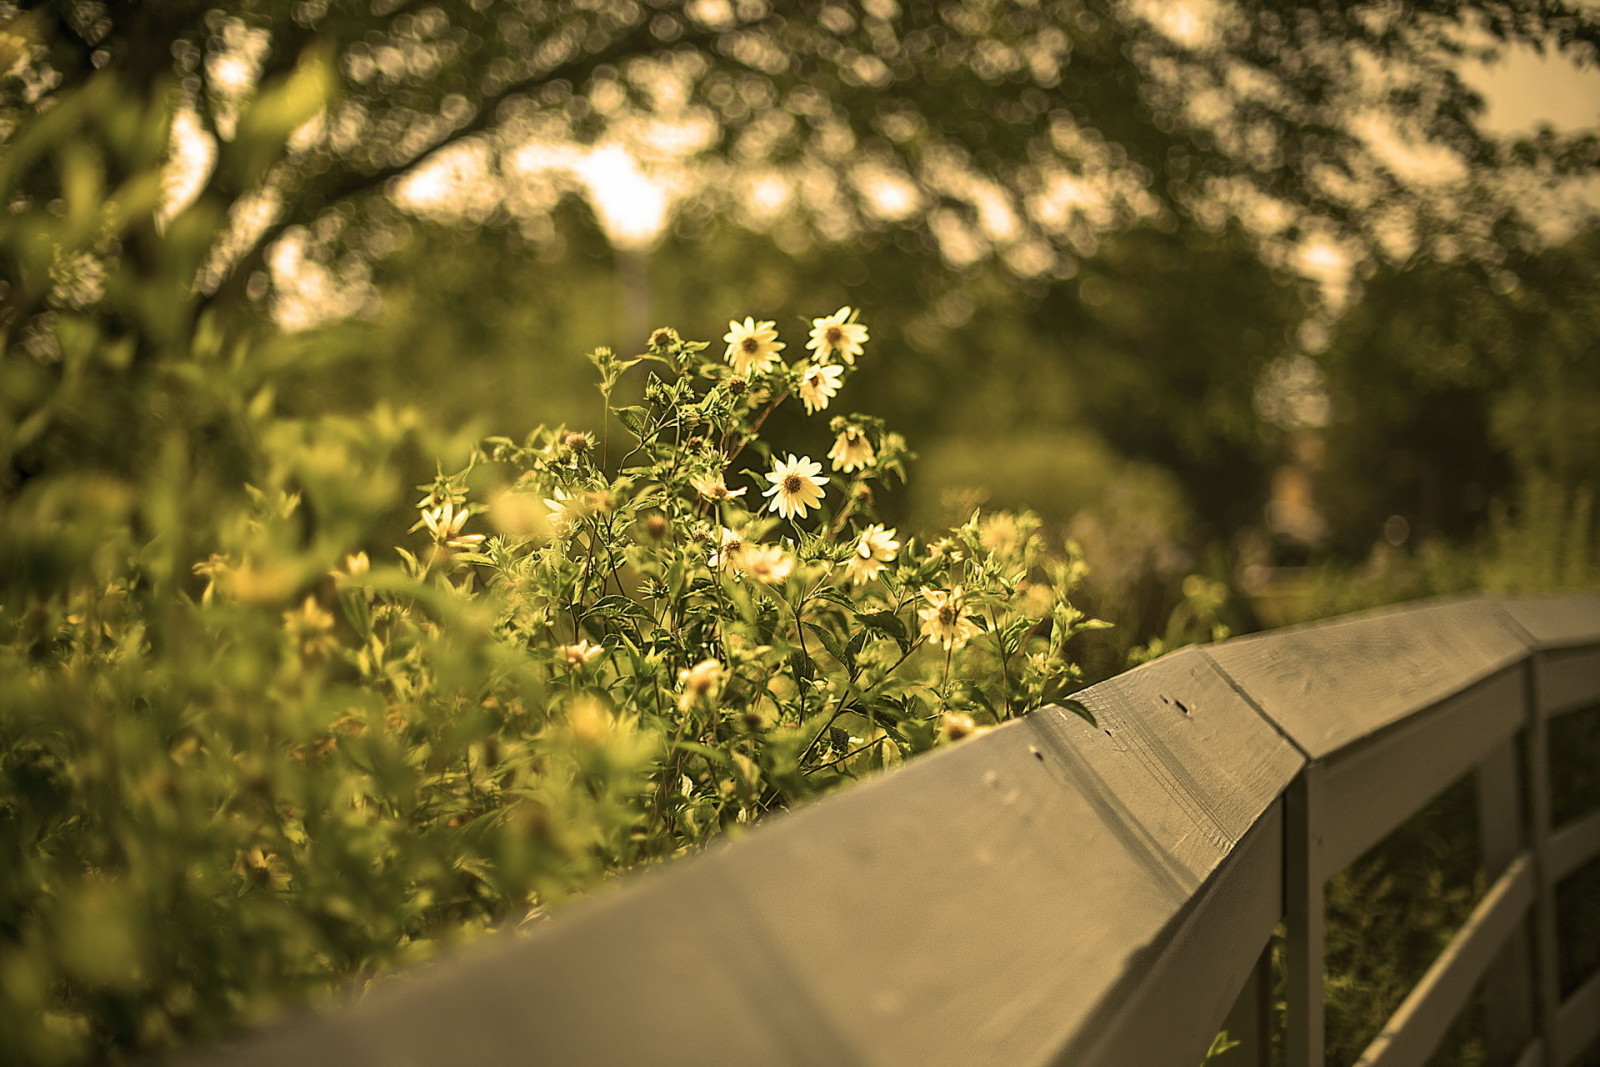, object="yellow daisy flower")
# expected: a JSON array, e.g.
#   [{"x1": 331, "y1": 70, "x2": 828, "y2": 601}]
[
  {"x1": 691, "y1": 472, "x2": 748, "y2": 502},
  {"x1": 738, "y1": 543, "x2": 795, "y2": 585},
  {"x1": 806, "y1": 306, "x2": 869, "y2": 364},
  {"x1": 917, "y1": 586, "x2": 982, "y2": 650},
  {"x1": 827, "y1": 426, "x2": 876, "y2": 472},
  {"x1": 557, "y1": 639, "x2": 604, "y2": 667},
  {"x1": 797, "y1": 362, "x2": 844, "y2": 414},
  {"x1": 844, "y1": 523, "x2": 901, "y2": 584},
  {"x1": 723, "y1": 317, "x2": 785, "y2": 376},
  {"x1": 762, "y1": 453, "x2": 829, "y2": 521},
  {"x1": 677, "y1": 658, "x2": 724, "y2": 712}
]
